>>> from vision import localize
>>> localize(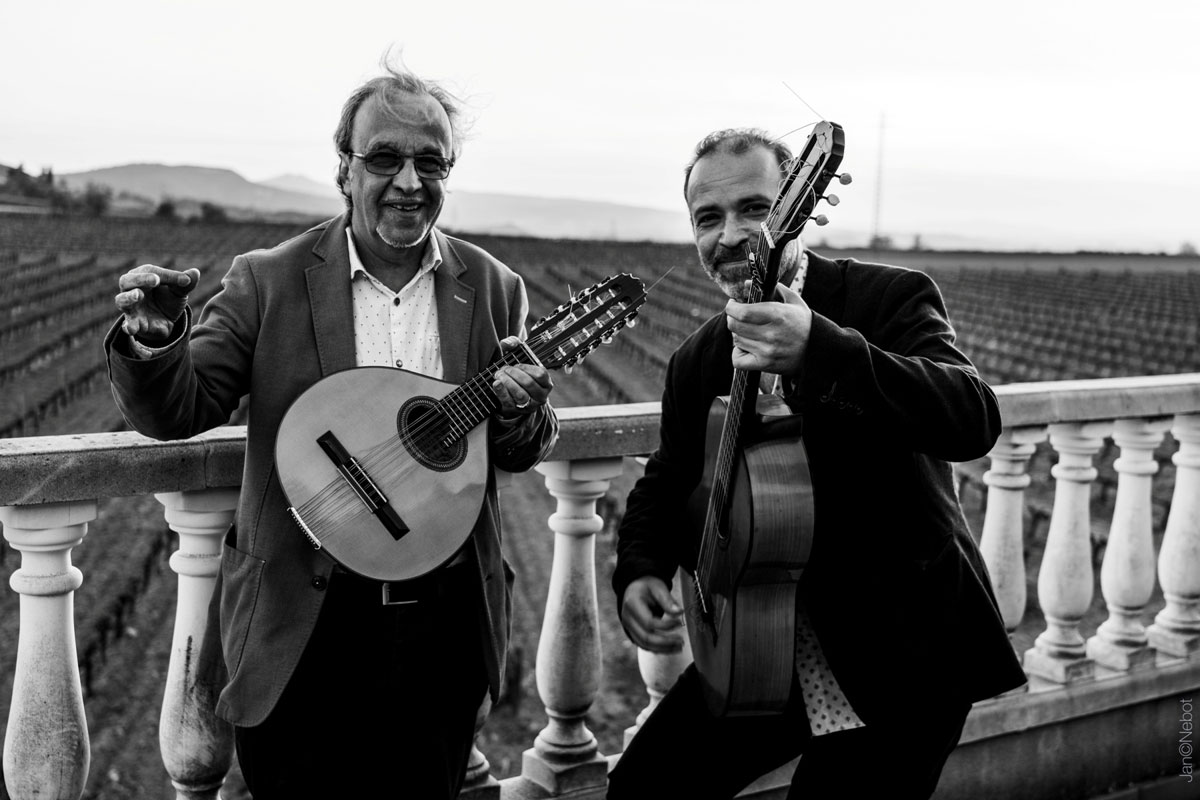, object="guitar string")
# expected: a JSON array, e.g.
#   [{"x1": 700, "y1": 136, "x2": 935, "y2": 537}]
[
  {"x1": 298, "y1": 295, "x2": 627, "y2": 532},
  {"x1": 304, "y1": 285, "x2": 636, "y2": 534},
  {"x1": 693, "y1": 168, "x2": 823, "y2": 591},
  {"x1": 292, "y1": 287, "x2": 633, "y2": 536},
  {"x1": 292, "y1": 343, "x2": 548, "y2": 532}
]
